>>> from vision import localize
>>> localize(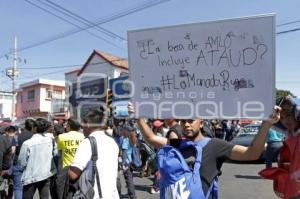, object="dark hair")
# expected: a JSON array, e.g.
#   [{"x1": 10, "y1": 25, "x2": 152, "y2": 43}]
[
  {"x1": 67, "y1": 118, "x2": 81, "y2": 131},
  {"x1": 6, "y1": 125, "x2": 16, "y2": 132},
  {"x1": 25, "y1": 119, "x2": 36, "y2": 131},
  {"x1": 35, "y1": 118, "x2": 51, "y2": 133},
  {"x1": 122, "y1": 124, "x2": 134, "y2": 133},
  {"x1": 278, "y1": 96, "x2": 300, "y2": 122},
  {"x1": 82, "y1": 110, "x2": 106, "y2": 127}
]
